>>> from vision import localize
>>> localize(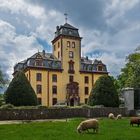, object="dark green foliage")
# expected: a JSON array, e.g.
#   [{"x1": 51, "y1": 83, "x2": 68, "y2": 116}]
[
  {"x1": 4, "y1": 71, "x2": 38, "y2": 106},
  {"x1": 88, "y1": 75, "x2": 119, "y2": 107}
]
